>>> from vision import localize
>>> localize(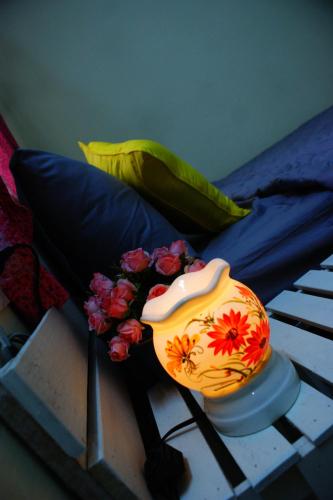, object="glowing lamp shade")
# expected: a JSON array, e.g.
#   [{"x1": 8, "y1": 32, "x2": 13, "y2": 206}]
[{"x1": 141, "y1": 259, "x2": 300, "y2": 436}]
